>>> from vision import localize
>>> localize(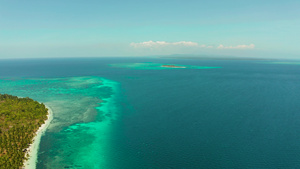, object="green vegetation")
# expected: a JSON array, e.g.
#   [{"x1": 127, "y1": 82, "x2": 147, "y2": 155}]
[{"x1": 0, "y1": 94, "x2": 48, "y2": 169}]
